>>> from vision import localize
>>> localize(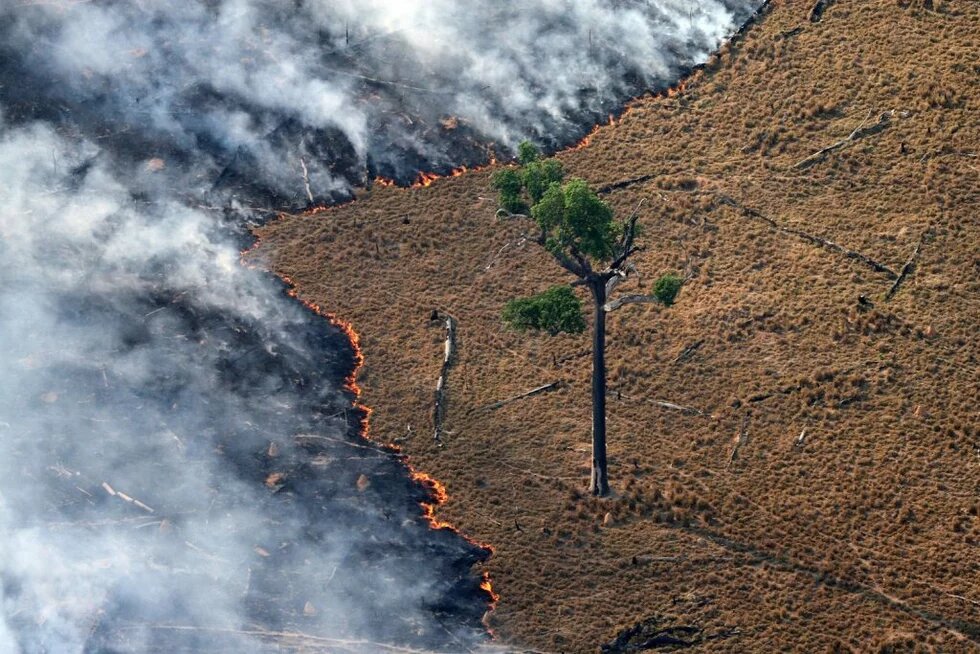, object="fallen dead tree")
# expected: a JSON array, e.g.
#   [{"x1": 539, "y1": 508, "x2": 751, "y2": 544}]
[
  {"x1": 715, "y1": 195, "x2": 898, "y2": 279},
  {"x1": 596, "y1": 173, "x2": 655, "y2": 195},
  {"x1": 793, "y1": 110, "x2": 897, "y2": 170},
  {"x1": 728, "y1": 416, "x2": 750, "y2": 466},
  {"x1": 673, "y1": 339, "x2": 704, "y2": 364},
  {"x1": 479, "y1": 381, "x2": 562, "y2": 412},
  {"x1": 100, "y1": 481, "x2": 154, "y2": 513},
  {"x1": 119, "y1": 625, "x2": 442, "y2": 653},
  {"x1": 885, "y1": 230, "x2": 928, "y2": 300},
  {"x1": 653, "y1": 400, "x2": 705, "y2": 417},
  {"x1": 432, "y1": 313, "x2": 457, "y2": 443}
]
